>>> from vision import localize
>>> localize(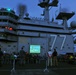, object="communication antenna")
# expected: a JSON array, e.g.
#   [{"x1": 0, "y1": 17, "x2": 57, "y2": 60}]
[
  {"x1": 17, "y1": 3, "x2": 27, "y2": 18},
  {"x1": 38, "y1": 0, "x2": 58, "y2": 21},
  {"x1": 60, "y1": 4, "x2": 61, "y2": 11}
]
